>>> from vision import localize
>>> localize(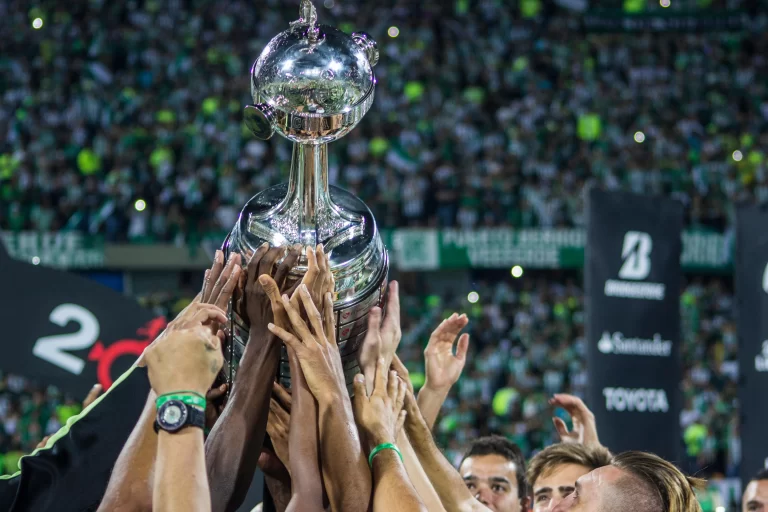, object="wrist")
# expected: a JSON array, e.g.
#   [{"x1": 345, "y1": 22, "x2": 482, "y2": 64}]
[
  {"x1": 152, "y1": 385, "x2": 208, "y2": 398},
  {"x1": 422, "y1": 381, "x2": 452, "y2": 395},
  {"x1": 368, "y1": 442, "x2": 402, "y2": 468},
  {"x1": 315, "y1": 385, "x2": 347, "y2": 407},
  {"x1": 367, "y1": 429, "x2": 396, "y2": 451}
]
